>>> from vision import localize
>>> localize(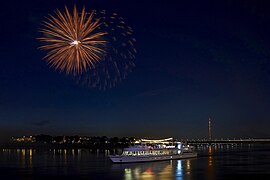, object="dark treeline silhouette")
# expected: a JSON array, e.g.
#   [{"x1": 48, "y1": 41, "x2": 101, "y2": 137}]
[{"x1": 6, "y1": 134, "x2": 136, "y2": 149}]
